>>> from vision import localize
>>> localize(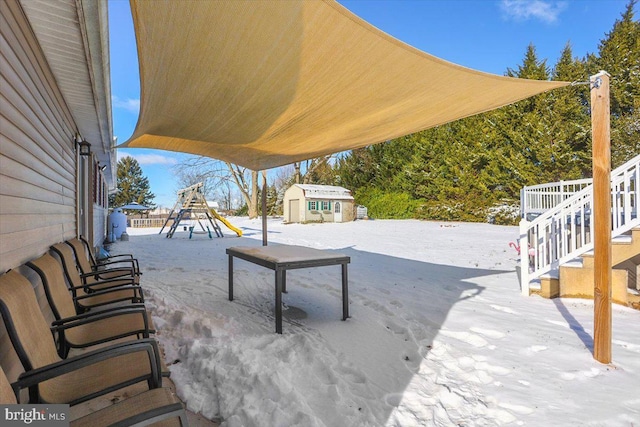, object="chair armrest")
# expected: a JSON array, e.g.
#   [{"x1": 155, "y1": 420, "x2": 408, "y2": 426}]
[
  {"x1": 79, "y1": 275, "x2": 138, "y2": 289},
  {"x1": 14, "y1": 339, "x2": 162, "y2": 400},
  {"x1": 73, "y1": 285, "x2": 143, "y2": 302},
  {"x1": 95, "y1": 258, "x2": 136, "y2": 269},
  {"x1": 68, "y1": 279, "x2": 139, "y2": 292},
  {"x1": 79, "y1": 270, "x2": 99, "y2": 279},
  {"x1": 51, "y1": 304, "x2": 152, "y2": 333},
  {"x1": 52, "y1": 303, "x2": 147, "y2": 324},
  {"x1": 97, "y1": 257, "x2": 141, "y2": 275},
  {"x1": 82, "y1": 267, "x2": 136, "y2": 280},
  {"x1": 93, "y1": 266, "x2": 138, "y2": 279},
  {"x1": 101, "y1": 253, "x2": 135, "y2": 261},
  {"x1": 112, "y1": 402, "x2": 187, "y2": 427},
  {"x1": 97, "y1": 254, "x2": 138, "y2": 271}
]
